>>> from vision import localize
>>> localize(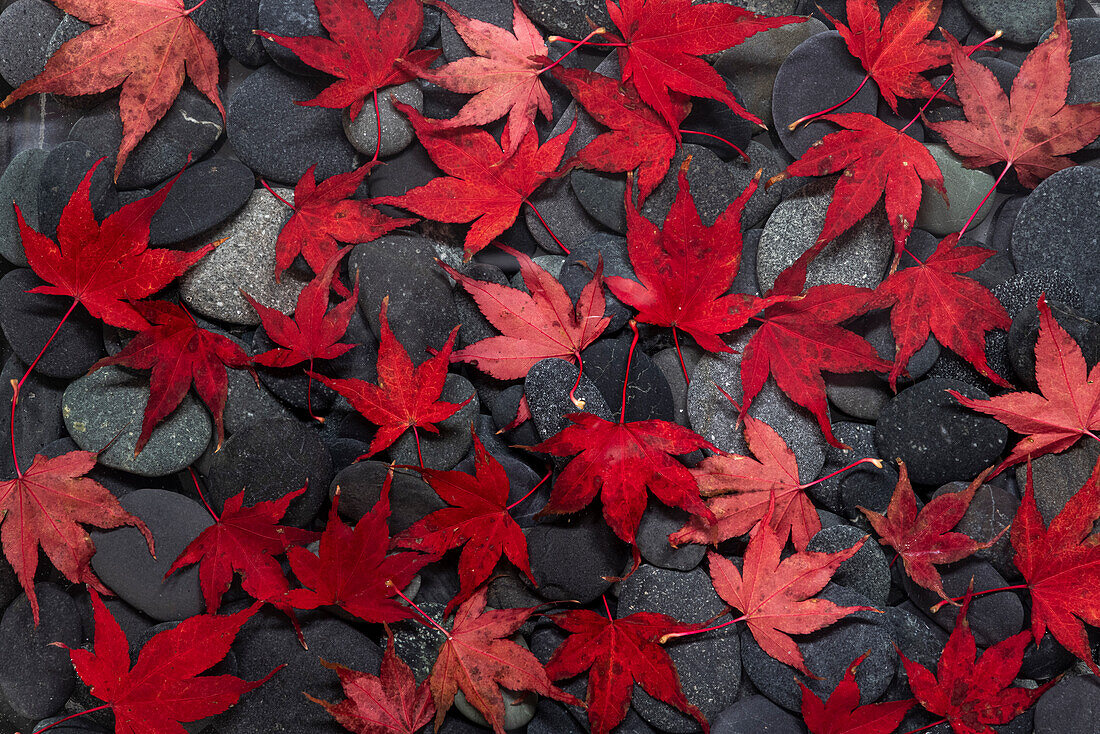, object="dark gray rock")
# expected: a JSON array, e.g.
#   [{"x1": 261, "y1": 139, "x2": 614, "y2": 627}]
[
  {"x1": 1015, "y1": 439, "x2": 1100, "y2": 523},
  {"x1": 68, "y1": 85, "x2": 224, "y2": 191},
  {"x1": 582, "y1": 336, "x2": 674, "y2": 423},
  {"x1": 0, "y1": 355, "x2": 65, "y2": 479},
  {"x1": 0, "y1": 0, "x2": 61, "y2": 88},
  {"x1": 206, "y1": 417, "x2": 332, "y2": 527},
  {"x1": 932, "y1": 479, "x2": 1018, "y2": 578},
  {"x1": 224, "y1": 0, "x2": 269, "y2": 66},
  {"x1": 342, "y1": 81, "x2": 422, "y2": 158},
  {"x1": 887, "y1": 602, "x2": 948, "y2": 696},
  {"x1": 62, "y1": 365, "x2": 212, "y2": 476},
  {"x1": 390, "y1": 373, "x2": 478, "y2": 470},
  {"x1": 710, "y1": 695, "x2": 805, "y2": 734},
  {"x1": 636, "y1": 502, "x2": 706, "y2": 571},
  {"x1": 903, "y1": 558, "x2": 1025, "y2": 648},
  {"x1": 1034, "y1": 673, "x2": 1100, "y2": 733},
  {"x1": 0, "y1": 147, "x2": 49, "y2": 267},
  {"x1": 526, "y1": 358, "x2": 613, "y2": 442},
  {"x1": 36, "y1": 141, "x2": 118, "y2": 240},
  {"x1": 227, "y1": 63, "x2": 358, "y2": 185},
  {"x1": 962, "y1": 0, "x2": 1078, "y2": 43},
  {"x1": 0, "y1": 583, "x2": 82, "y2": 721},
  {"x1": 559, "y1": 234, "x2": 633, "y2": 332},
  {"x1": 515, "y1": 0, "x2": 610, "y2": 38},
  {"x1": 875, "y1": 378, "x2": 1008, "y2": 486},
  {"x1": 527, "y1": 508, "x2": 629, "y2": 603},
  {"x1": 329, "y1": 459, "x2": 445, "y2": 534},
  {"x1": 1043, "y1": 17, "x2": 1100, "y2": 61},
  {"x1": 619, "y1": 564, "x2": 741, "y2": 732},
  {"x1": 807, "y1": 525, "x2": 891, "y2": 607},
  {"x1": 222, "y1": 358, "x2": 294, "y2": 436},
  {"x1": 147, "y1": 159, "x2": 255, "y2": 246},
  {"x1": 256, "y1": 0, "x2": 323, "y2": 74},
  {"x1": 1009, "y1": 299, "x2": 1096, "y2": 388},
  {"x1": 91, "y1": 489, "x2": 212, "y2": 621},
  {"x1": 915, "y1": 143, "x2": 997, "y2": 235},
  {"x1": 773, "y1": 31, "x2": 880, "y2": 158},
  {"x1": 652, "y1": 343, "x2": 704, "y2": 429},
  {"x1": 0, "y1": 268, "x2": 103, "y2": 378}
]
